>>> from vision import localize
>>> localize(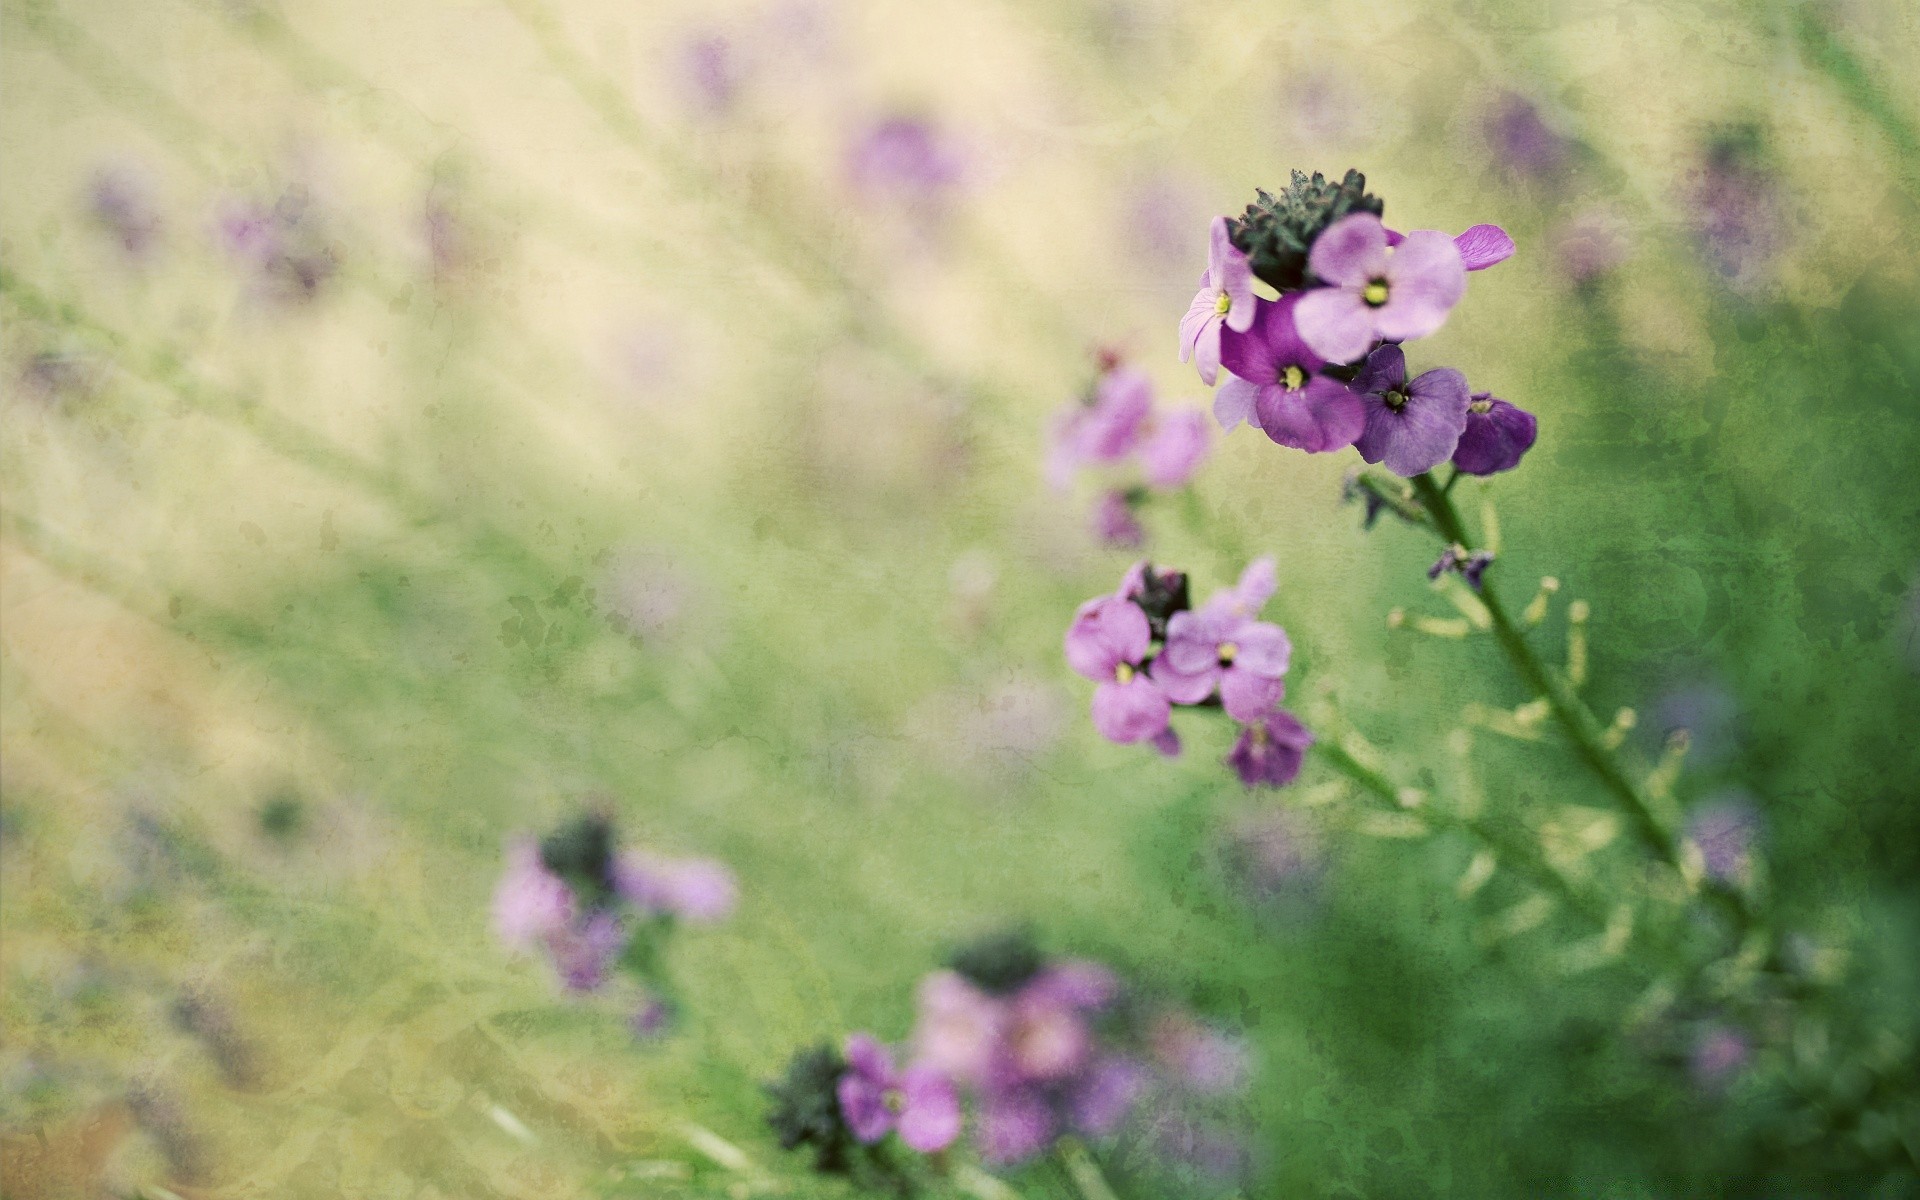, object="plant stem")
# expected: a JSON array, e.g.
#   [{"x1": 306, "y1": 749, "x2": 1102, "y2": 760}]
[
  {"x1": 1054, "y1": 1139, "x2": 1121, "y2": 1200},
  {"x1": 1406, "y1": 473, "x2": 1754, "y2": 932}
]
